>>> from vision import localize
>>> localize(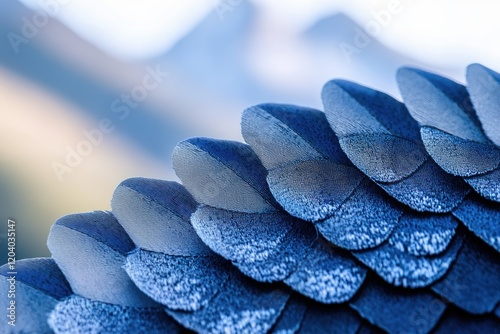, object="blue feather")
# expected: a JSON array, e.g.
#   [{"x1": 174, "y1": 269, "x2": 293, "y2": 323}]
[
  {"x1": 322, "y1": 79, "x2": 470, "y2": 212},
  {"x1": 350, "y1": 276, "x2": 446, "y2": 334},
  {"x1": 191, "y1": 206, "x2": 316, "y2": 283},
  {"x1": 431, "y1": 235, "x2": 500, "y2": 314},
  {"x1": 124, "y1": 249, "x2": 230, "y2": 311},
  {"x1": 467, "y1": 63, "x2": 500, "y2": 147},
  {"x1": 242, "y1": 103, "x2": 402, "y2": 249},
  {"x1": 269, "y1": 295, "x2": 308, "y2": 333},
  {"x1": 0, "y1": 258, "x2": 72, "y2": 334},
  {"x1": 283, "y1": 238, "x2": 367, "y2": 303},
  {"x1": 47, "y1": 211, "x2": 157, "y2": 307},
  {"x1": 49, "y1": 295, "x2": 180, "y2": 334},
  {"x1": 353, "y1": 229, "x2": 464, "y2": 288},
  {"x1": 433, "y1": 308, "x2": 500, "y2": 334},
  {"x1": 317, "y1": 179, "x2": 400, "y2": 250},
  {"x1": 112, "y1": 178, "x2": 209, "y2": 255},
  {"x1": 453, "y1": 194, "x2": 500, "y2": 252},
  {"x1": 166, "y1": 271, "x2": 290, "y2": 334},
  {"x1": 387, "y1": 212, "x2": 459, "y2": 256},
  {"x1": 398, "y1": 67, "x2": 500, "y2": 202}
]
